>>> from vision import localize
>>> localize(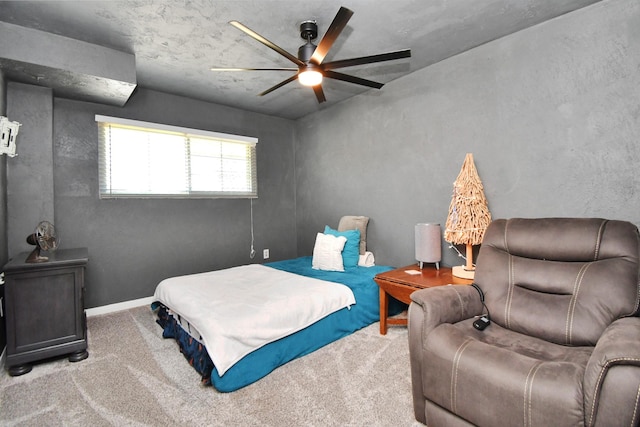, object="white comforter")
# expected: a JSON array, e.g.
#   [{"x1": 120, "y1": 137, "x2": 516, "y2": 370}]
[{"x1": 153, "y1": 264, "x2": 355, "y2": 376}]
